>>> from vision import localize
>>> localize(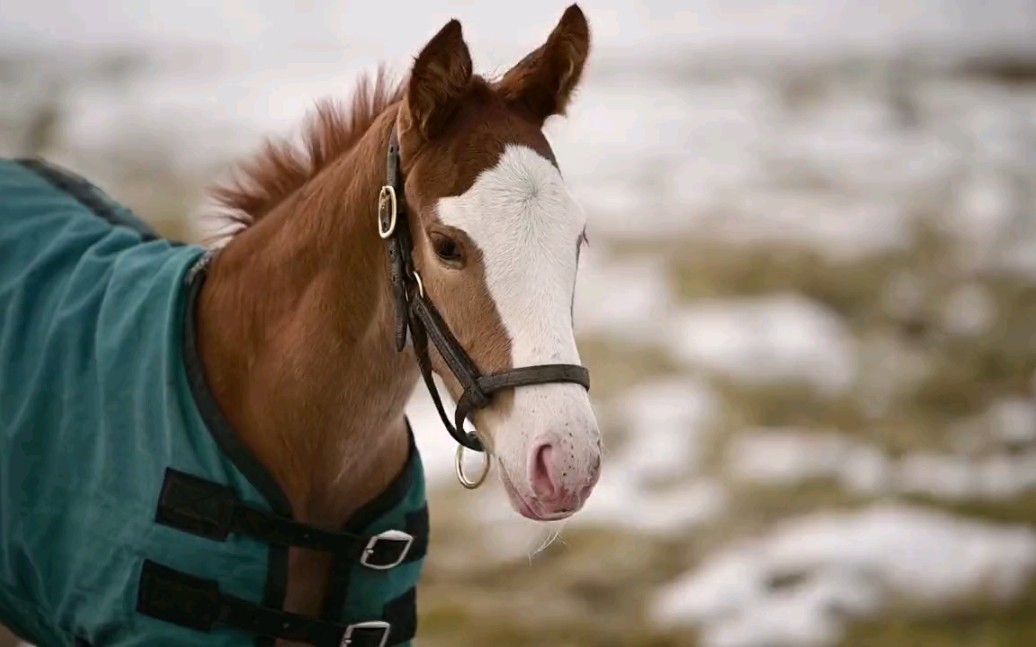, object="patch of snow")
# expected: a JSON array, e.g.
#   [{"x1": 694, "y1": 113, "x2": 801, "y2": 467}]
[
  {"x1": 670, "y1": 294, "x2": 857, "y2": 395},
  {"x1": 705, "y1": 568, "x2": 881, "y2": 647},
  {"x1": 895, "y1": 453, "x2": 979, "y2": 501},
  {"x1": 837, "y1": 445, "x2": 891, "y2": 495},
  {"x1": 727, "y1": 428, "x2": 890, "y2": 495},
  {"x1": 896, "y1": 451, "x2": 1036, "y2": 501},
  {"x1": 573, "y1": 247, "x2": 675, "y2": 344},
  {"x1": 728, "y1": 427, "x2": 1036, "y2": 501},
  {"x1": 939, "y1": 282, "x2": 996, "y2": 336},
  {"x1": 946, "y1": 171, "x2": 1022, "y2": 267},
  {"x1": 767, "y1": 104, "x2": 961, "y2": 197},
  {"x1": 652, "y1": 505, "x2": 1036, "y2": 647},
  {"x1": 552, "y1": 81, "x2": 695, "y2": 178},
  {"x1": 577, "y1": 474, "x2": 728, "y2": 535},
  {"x1": 574, "y1": 377, "x2": 727, "y2": 534},
  {"x1": 1000, "y1": 234, "x2": 1036, "y2": 281},
  {"x1": 665, "y1": 82, "x2": 772, "y2": 203},
  {"x1": 988, "y1": 397, "x2": 1036, "y2": 446},
  {"x1": 728, "y1": 429, "x2": 856, "y2": 486},
  {"x1": 612, "y1": 377, "x2": 718, "y2": 480},
  {"x1": 720, "y1": 191, "x2": 913, "y2": 262}
]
